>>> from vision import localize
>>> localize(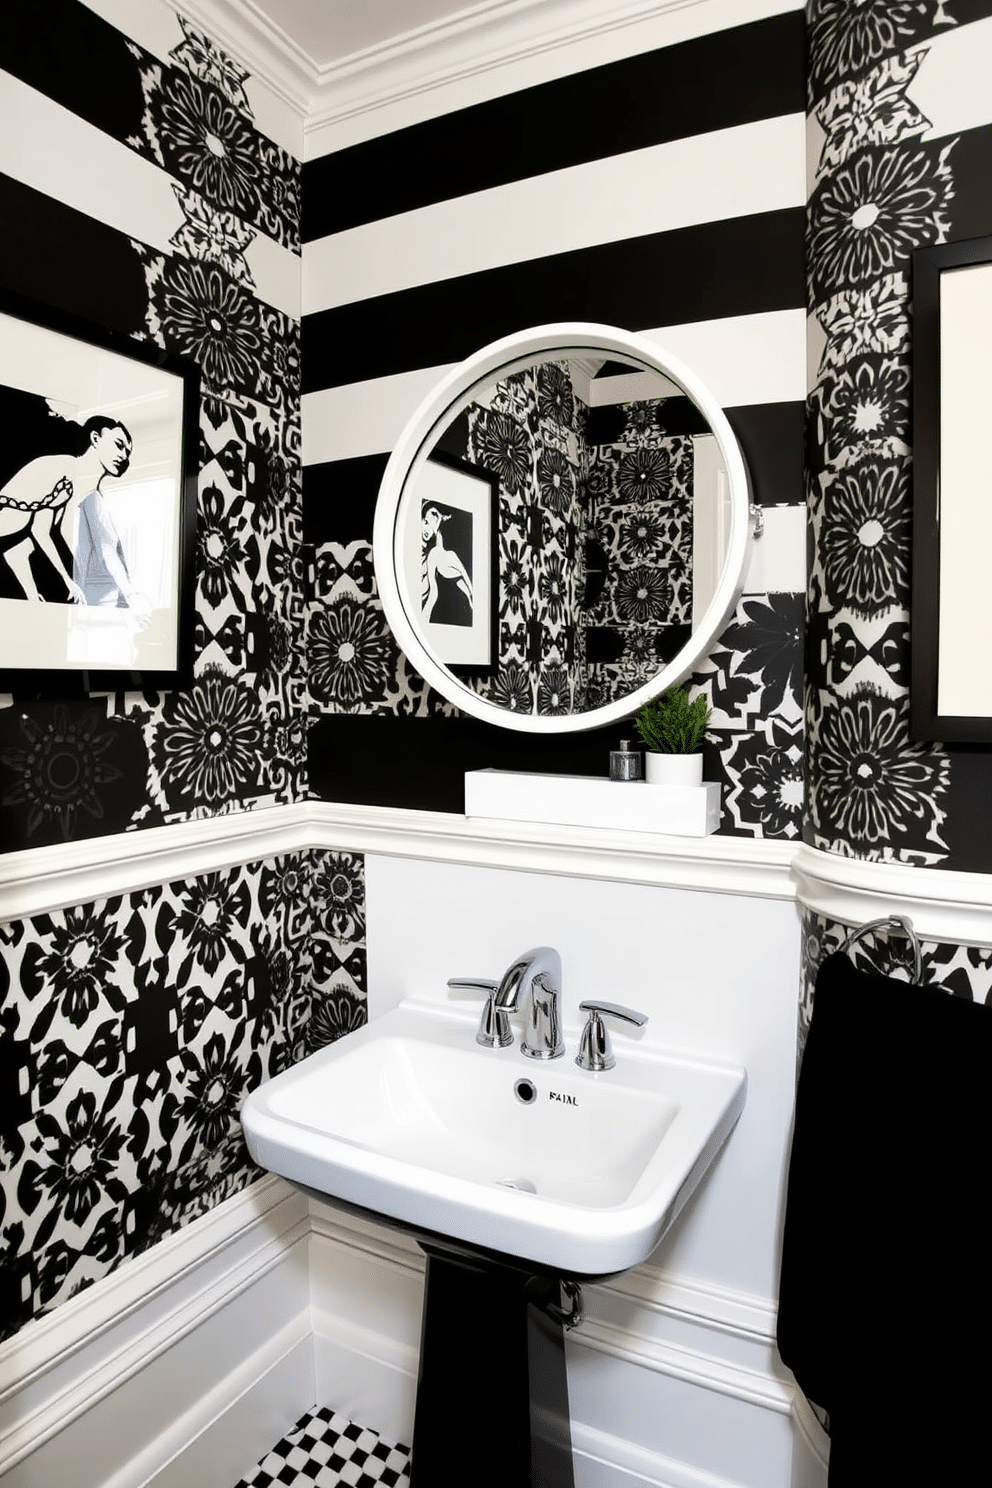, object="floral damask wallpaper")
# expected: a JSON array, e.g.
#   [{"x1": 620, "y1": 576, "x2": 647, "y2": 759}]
[
  {"x1": 309, "y1": 540, "x2": 444, "y2": 717},
  {"x1": 805, "y1": 0, "x2": 992, "y2": 868},
  {"x1": 583, "y1": 420, "x2": 695, "y2": 711},
  {"x1": 0, "y1": 849, "x2": 366, "y2": 1341},
  {"x1": 0, "y1": 2, "x2": 356, "y2": 1347},
  {"x1": 0, "y1": 11, "x2": 303, "y2": 849},
  {"x1": 467, "y1": 362, "x2": 586, "y2": 715}
]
